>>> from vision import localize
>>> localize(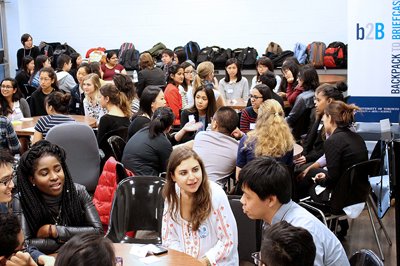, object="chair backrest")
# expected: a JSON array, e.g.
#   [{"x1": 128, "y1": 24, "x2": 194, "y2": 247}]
[
  {"x1": 45, "y1": 123, "x2": 100, "y2": 192},
  {"x1": 107, "y1": 136, "x2": 126, "y2": 162},
  {"x1": 228, "y1": 195, "x2": 262, "y2": 263},
  {"x1": 105, "y1": 176, "x2": 165, "y2": 244},
  {"x1": 331, "y1": 159, "x2": 381, "y2": 213},
  {"x1": 99, "y1": 127, "x2": 128, "y2": 161},
  {"x1": 349, "y1": 249, "x2": 383, "y2": 266}
]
